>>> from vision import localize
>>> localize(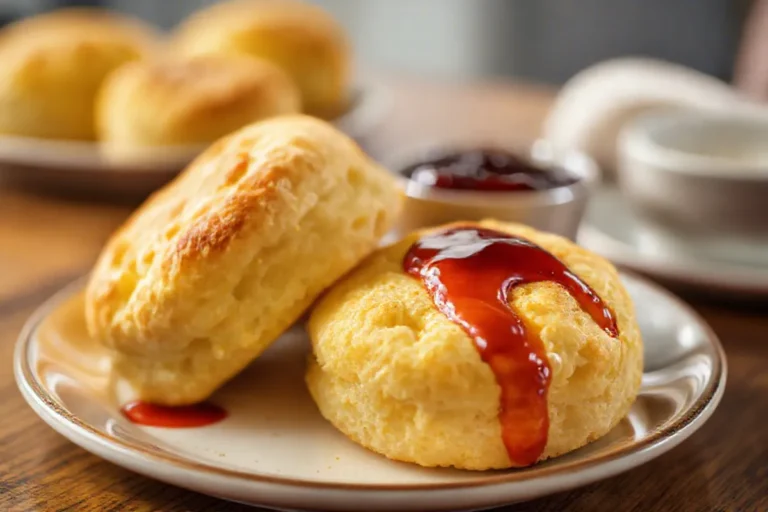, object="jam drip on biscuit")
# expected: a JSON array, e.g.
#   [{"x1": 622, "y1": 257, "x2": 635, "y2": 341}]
[
  {"x1": 122, "y1": 401, "x2": 227, "y2": 428},
  {"x1": 403, "y1": 227, "x2": 619, "y2": 466}
]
